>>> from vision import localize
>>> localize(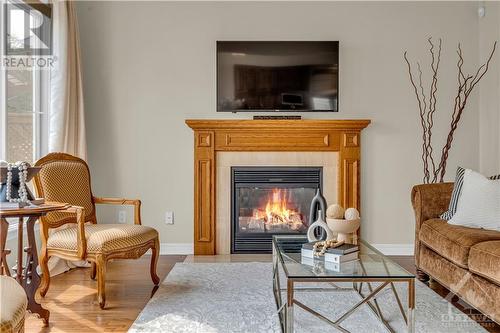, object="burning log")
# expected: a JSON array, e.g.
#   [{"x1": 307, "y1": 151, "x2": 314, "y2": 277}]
[
  {"x1": 242, "y1": 188, "x2": 308, "y2": 232},
  {"x1": 247, "y1": 218, "x2": 265, "y2": 230},
  {"x1": 268, "y1": 212, "x2": 286, "y2": 224}
]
